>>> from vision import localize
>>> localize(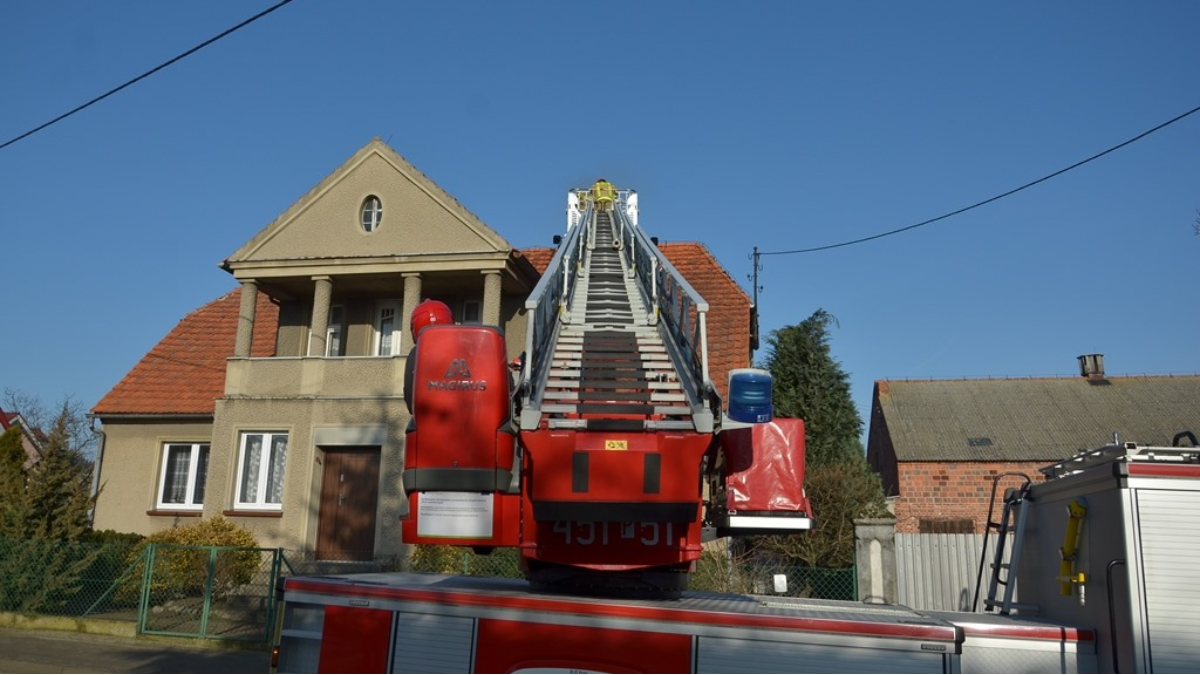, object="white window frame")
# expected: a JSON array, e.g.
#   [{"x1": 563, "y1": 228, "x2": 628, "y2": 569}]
[
  {"x1": 326, "y1": 305, "x2": 345, "y2": 357},
  {"x1": 156, "y1": 442, "x2": 209, "y2": 510},
  {"x1": 361, "y1": 195, "x2": 383, "y2": 233},
  {"x1": 234, "y1": 431, "x2": 288, "y2": 511},
  {"x1": 374, "y1": 299, "x2": 402, "y2": 356}
]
